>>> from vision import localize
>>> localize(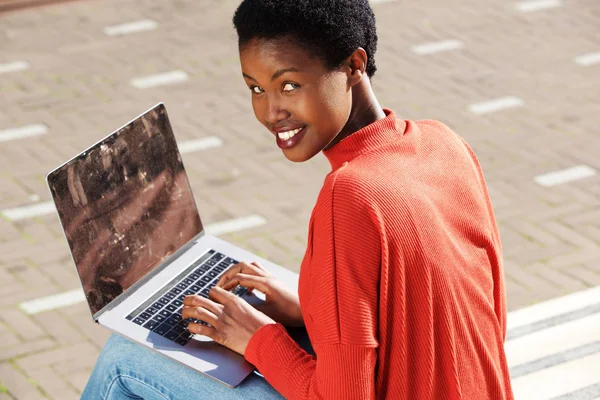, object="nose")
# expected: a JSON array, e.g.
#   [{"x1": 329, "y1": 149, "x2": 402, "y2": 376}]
[{"x1": 264, "y1": 95, "x2": 290, "y2": 125}]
